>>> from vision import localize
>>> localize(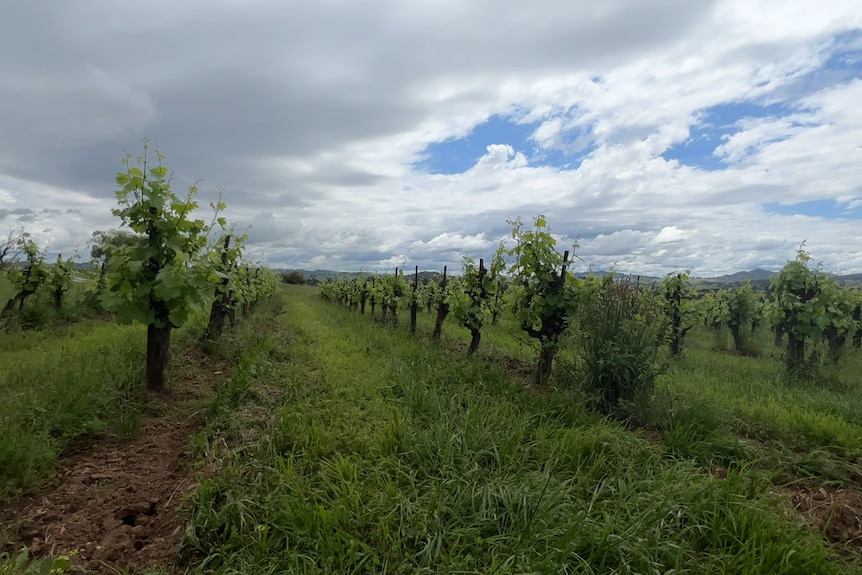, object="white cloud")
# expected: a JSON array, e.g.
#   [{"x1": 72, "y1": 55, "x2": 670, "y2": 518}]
[
  {"x1": 473, "y1": 145, "x2": 528, "y2": 171},
  {"x1": 0, "y1": 1, "x2": 861, "y2": 275},
  {"x1": 410, "y1": 233, "x2": 491, "y2": 253},
  {"x1": 653, "y1": 227, "x2": 688, "y2": 244}
]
